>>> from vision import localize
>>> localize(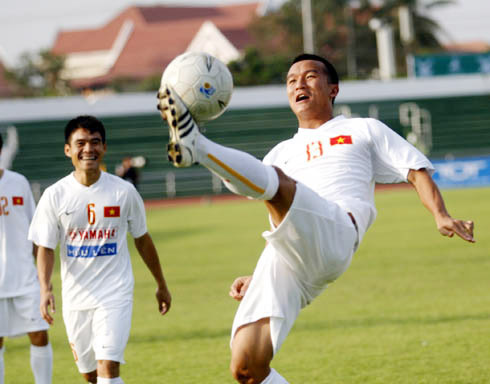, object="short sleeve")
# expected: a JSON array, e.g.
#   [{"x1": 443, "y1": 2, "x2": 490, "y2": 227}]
[
  {"x1": 368, "y1": 119, "x2": 434, "y2": 184},
  {"x1": 20, "y1": 175, "x2": 36, "y2": 221},
  {"x1": 127, "y1": 186, "x2": 147, "y2": 239},
  {"x1": 28, "y1": 189, "x2": 60, "y2": 249}
]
